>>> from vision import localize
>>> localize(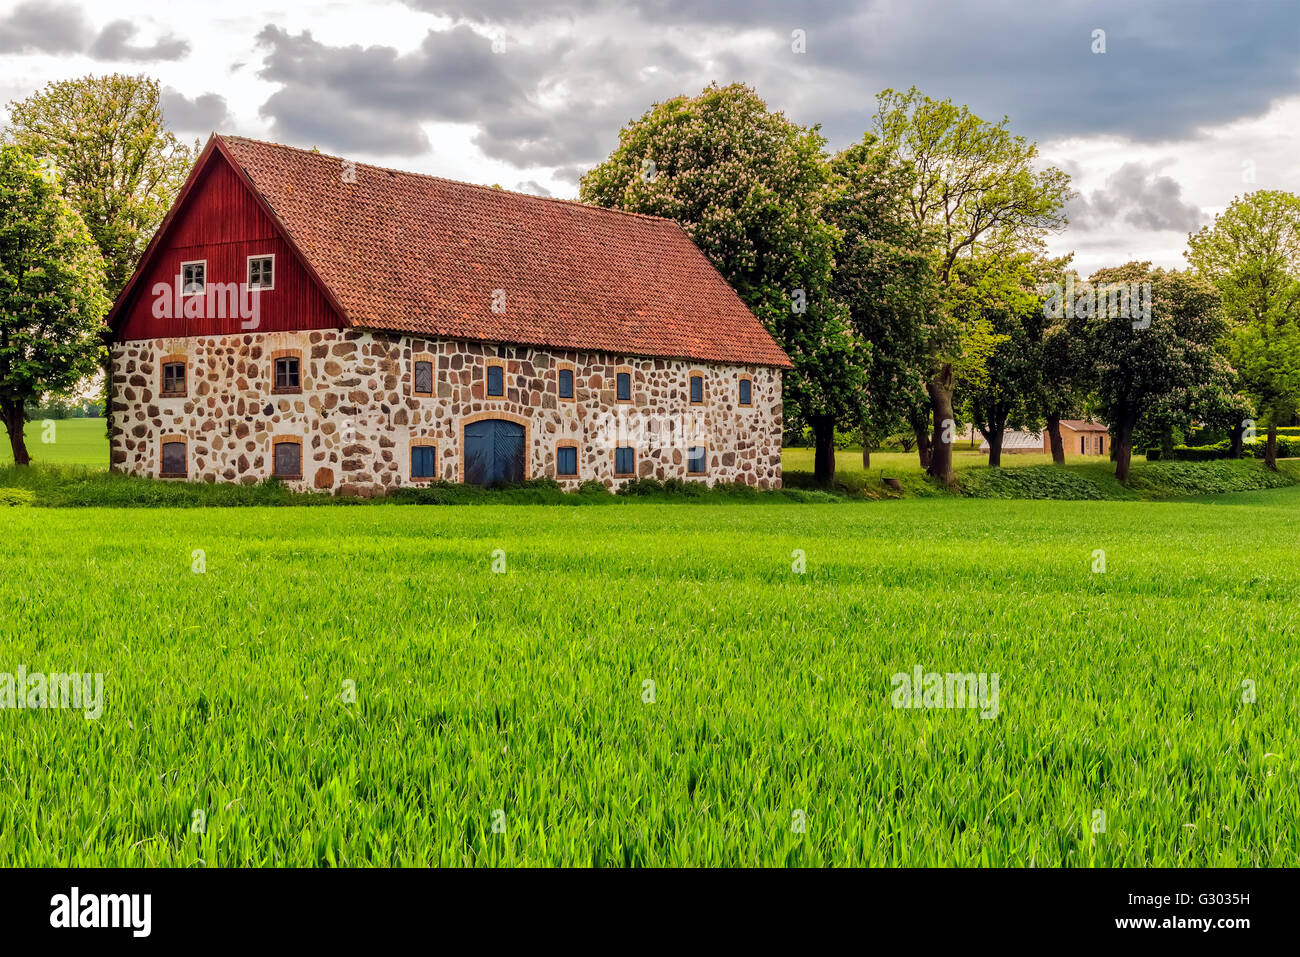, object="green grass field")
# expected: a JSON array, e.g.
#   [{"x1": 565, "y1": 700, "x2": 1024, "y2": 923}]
[
  {"x1": 2, "y1": 490, "x2": 1297, "y2": 866},
  {"x1": 0, "y1": 417, "x2": 108, "y2": 467}
]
